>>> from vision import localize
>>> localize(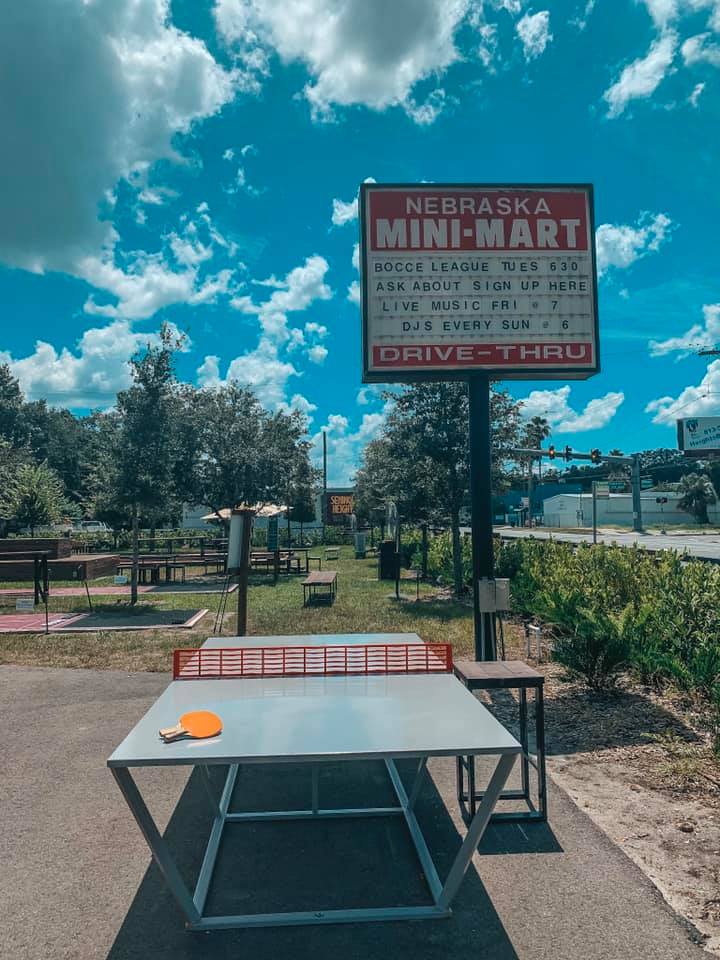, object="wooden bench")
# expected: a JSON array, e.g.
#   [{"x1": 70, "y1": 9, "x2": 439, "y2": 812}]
[
  {"x1": 324, "y1": 547, "x2": 340, "y2": 562},
  {"x1": 453, "y1": 659, "x2": 547, "y2": 823},
  {"x1": 302, "y1": 570, "x2": 338, "y2": 606},
  {"x1": 116, "y1": 562, "x2": 161, "y2": 585},
  {"x1": 308, "y1": 555, "x2": 322, "y2": 571}
]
